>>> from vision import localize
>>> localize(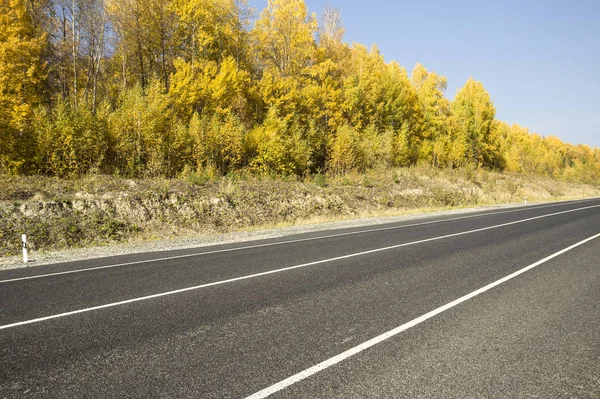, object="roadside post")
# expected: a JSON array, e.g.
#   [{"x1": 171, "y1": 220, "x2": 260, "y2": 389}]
[
  {"x1": 524, "y1": 197, "x2": 528, "y2": 206},
  {"x1": 22, "y1": 234, "x2": 28, "y2": 263}
]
